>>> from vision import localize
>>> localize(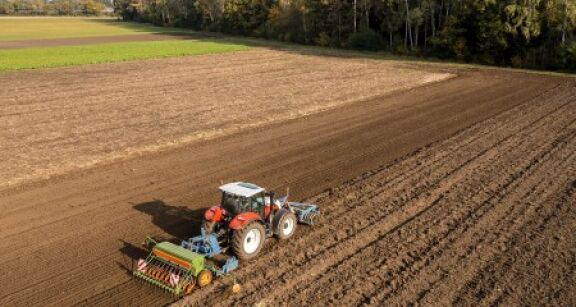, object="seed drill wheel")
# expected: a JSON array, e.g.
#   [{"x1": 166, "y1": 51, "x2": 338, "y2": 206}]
[
  {"x1": 197, "y1": 269, "x2": 213, "y2": 288},
  {"x1": 273, "y1": 210, "x2": 297, "y2": 240},
  {"x1": 231, "y1": 282, "x2": 241, "y2": 294},
  {"x1": 232, "y1": 221, "x2": 265, "y2": 260}
]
